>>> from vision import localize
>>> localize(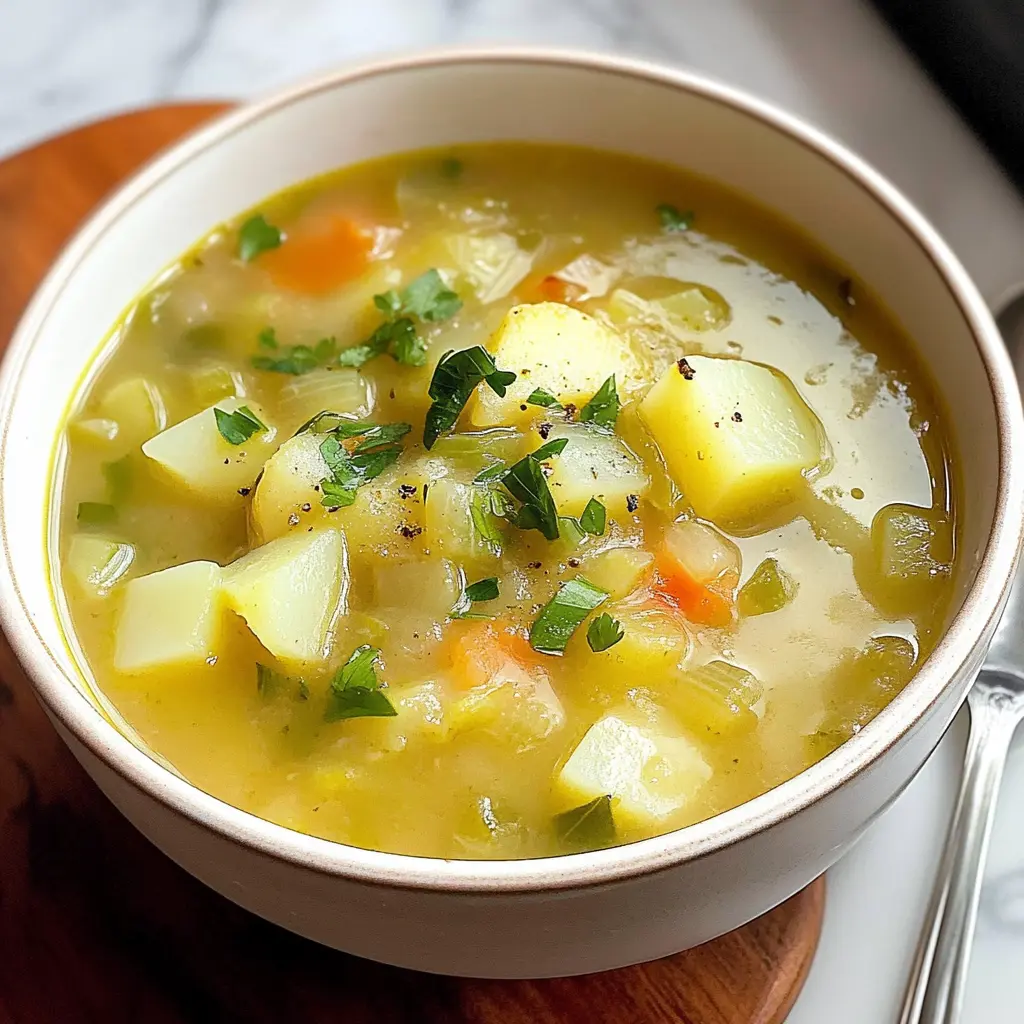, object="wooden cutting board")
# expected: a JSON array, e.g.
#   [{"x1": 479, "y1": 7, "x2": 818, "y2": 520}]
[{"x1": 0, "y1": 104, "x2": 825, "y2": 1024}]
